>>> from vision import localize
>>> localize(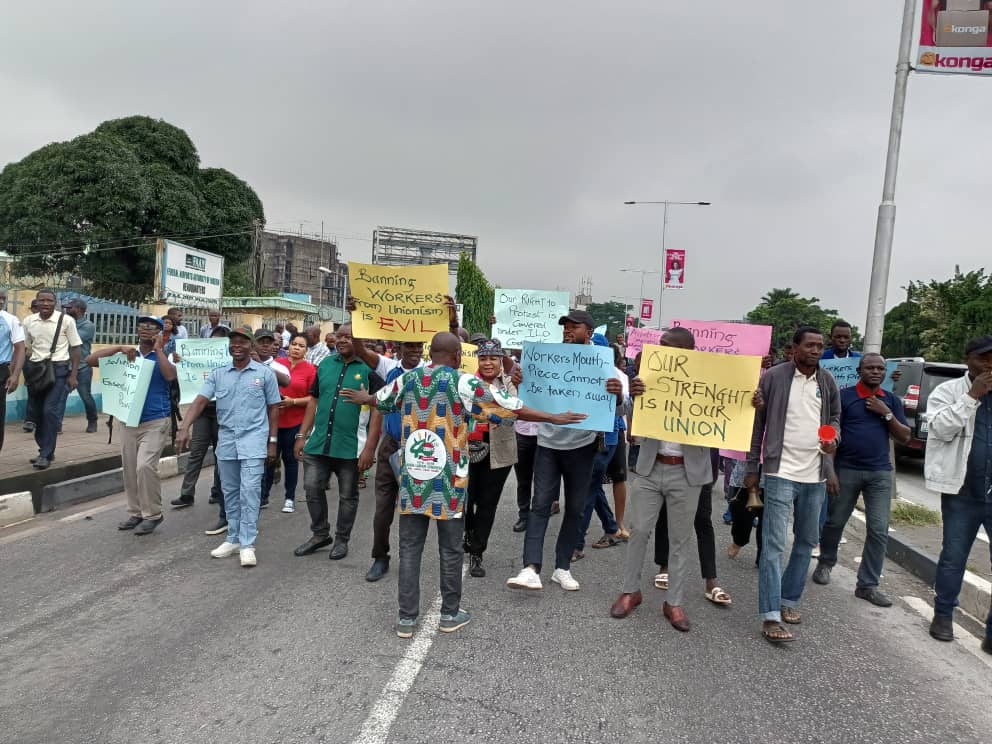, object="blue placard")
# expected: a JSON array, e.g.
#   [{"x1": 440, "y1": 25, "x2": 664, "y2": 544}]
[
  {"x1": 517, "y1": 342, "x2": 617, "y2": 432},
  {"x1": 819, "y1": 357, "x2": 859, "y2": 391}
]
